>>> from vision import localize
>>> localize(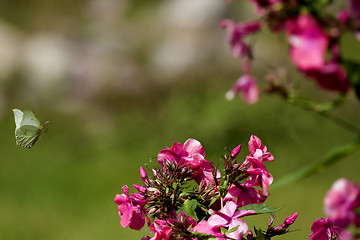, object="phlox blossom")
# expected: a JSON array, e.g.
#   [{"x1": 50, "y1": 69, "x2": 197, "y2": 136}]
[
  {"x1": 350, "y1": 0, "x2": 360, "y2": 23},
  {"x1": 149, "y1": 220, "x2": 172, "y2": 240},
  {"x1": 309, "y1": 217, "x2": 353, "y2": 240},
  {"x1": 225, "y1": 74, "x2": 260, "y2": 104},
  {"x1": 114, "y1": 185, "x2": 147, "y2": 230},
  {"x1": 221, "y1": 19, "x2": 261, "y2": 59},
  {"x1": 324, "y1": 178, "x2": 360, "y2": 228},
  {"x1": 157, "y1": 139, "x2": 215, "y2": 184},
  {"x1": 208, "y1": 201, "x2": 255, "y2": 239},
  {"x1": 225, "y1": 183, "x2": 267, "y2": 207},
  {"x1": 286, "y1": 14, "x2": 328, "y2": 71}
]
